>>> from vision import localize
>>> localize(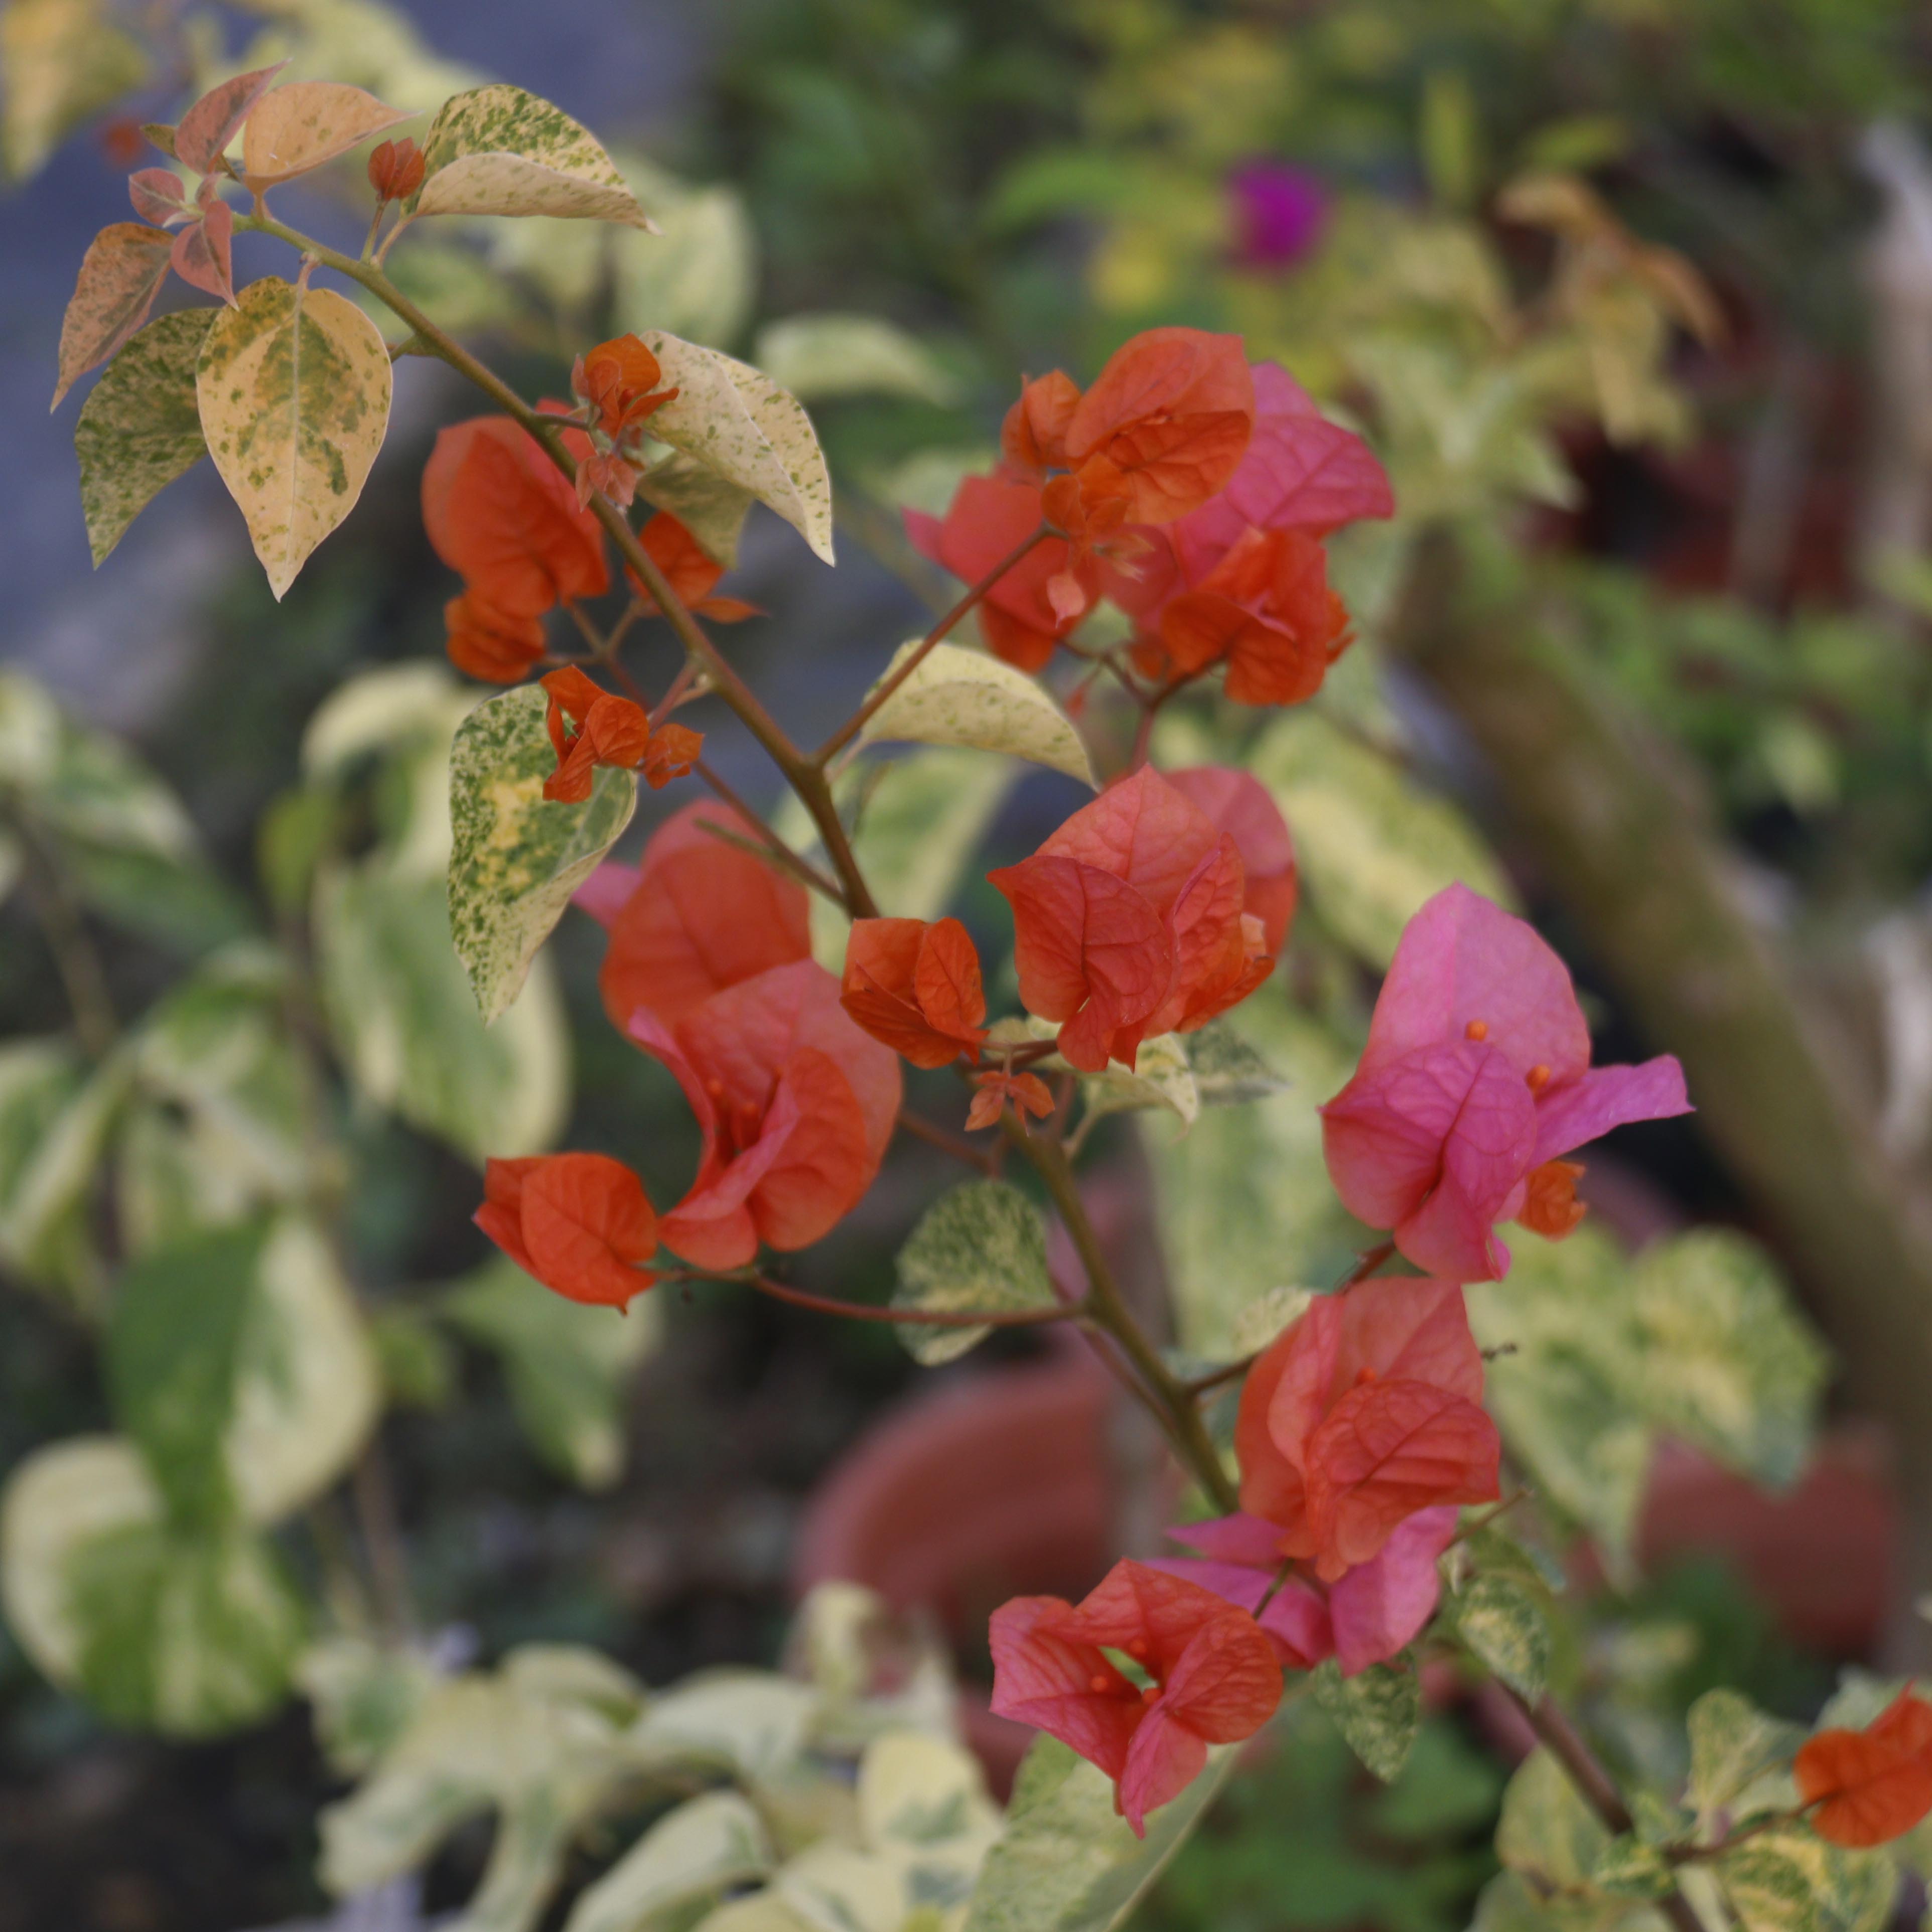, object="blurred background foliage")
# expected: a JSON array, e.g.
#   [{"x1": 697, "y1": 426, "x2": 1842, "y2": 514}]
[{"x1": 7, "y1": 0, "x2": 1932, "y2": 1926}]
